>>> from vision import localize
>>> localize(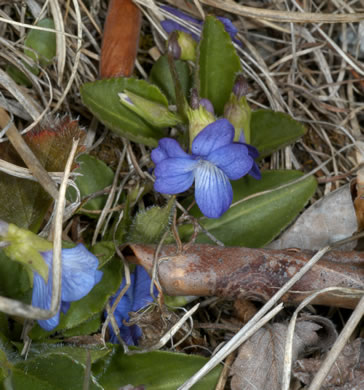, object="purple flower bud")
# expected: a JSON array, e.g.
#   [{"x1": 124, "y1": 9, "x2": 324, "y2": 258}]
[
  {"x1": 167, "y1": 31, "x2": 197, "y2": 61},
  {"x1": 232, "y1": 74, "x2": 249, "y2": 98},
  {"x1": 199, "y1": 98, "x2": 214, "y2": 115},
  {"x1": 190, "y1": 90, "x2": 214, "y2": 114},
  {"x1": 167, "y1": 31, "x2": 182, "y2": 59},
  {"x1": 190, "y1": 89, "x2": 200, "y2": 110}
]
